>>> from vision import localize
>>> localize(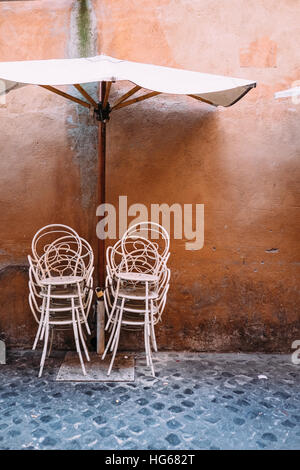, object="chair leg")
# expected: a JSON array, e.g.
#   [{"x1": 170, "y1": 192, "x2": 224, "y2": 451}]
[
  {"x1": 107, "y1": 299, "x2": 124, "y2": 376},
  {"x1": 32, "y1": 297, "x2": 46, "y2": 350},
  {"x1": 145, "y1": 282, "x2": 155, "y2": 376},
  {"x1": 83, "y1": 315, "x2": 91, "y2": 335},
  {"x1": 144, "y1": 282, "x2": 150, "y2": 366},
  {"x1": 77, "y1": 283, "x2": 91, "y2": 335},
  {"x1": 85, "y1": 288, "x2": 93, "y2": 318},
  {"x1": 144, "y1": 311, "x2": 155, "y2": 376},
  {"x1": 150, "y1": 300, "x2": 158, "y2": 352},
  {"x1": 40, "y1": 310, "x2": 48, "y2": 341},
  {"x1": 38, "y1": 286, "x2": 51, "y2": 377},
  {"x1": 105, "y1": 279, "x2": 120, "y2": 331},
  {"x1": 76, "y1": 308, "x2": 90, "y2": 362},
  {"x1": 148, "y1": 341, "x2": 155, "y2": 377},
  {"x1": 144, "y1": 318, "x2": 150, "y2": 366},
  {"x1": 110, "y1": 317, "x2": 120, "y2": 352},
  {"x1": 71, "y1": 299, "x2": 86, "y2": 376},
  {"x1": 38, "y1": 313, "x2": 49, "y2": 377},
  {"x1": 102, "y1": 309, "x2": 119, "y2": 360},
  {"x1": 103, "y1": 289, "x2": 110, "y2": 315}
]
